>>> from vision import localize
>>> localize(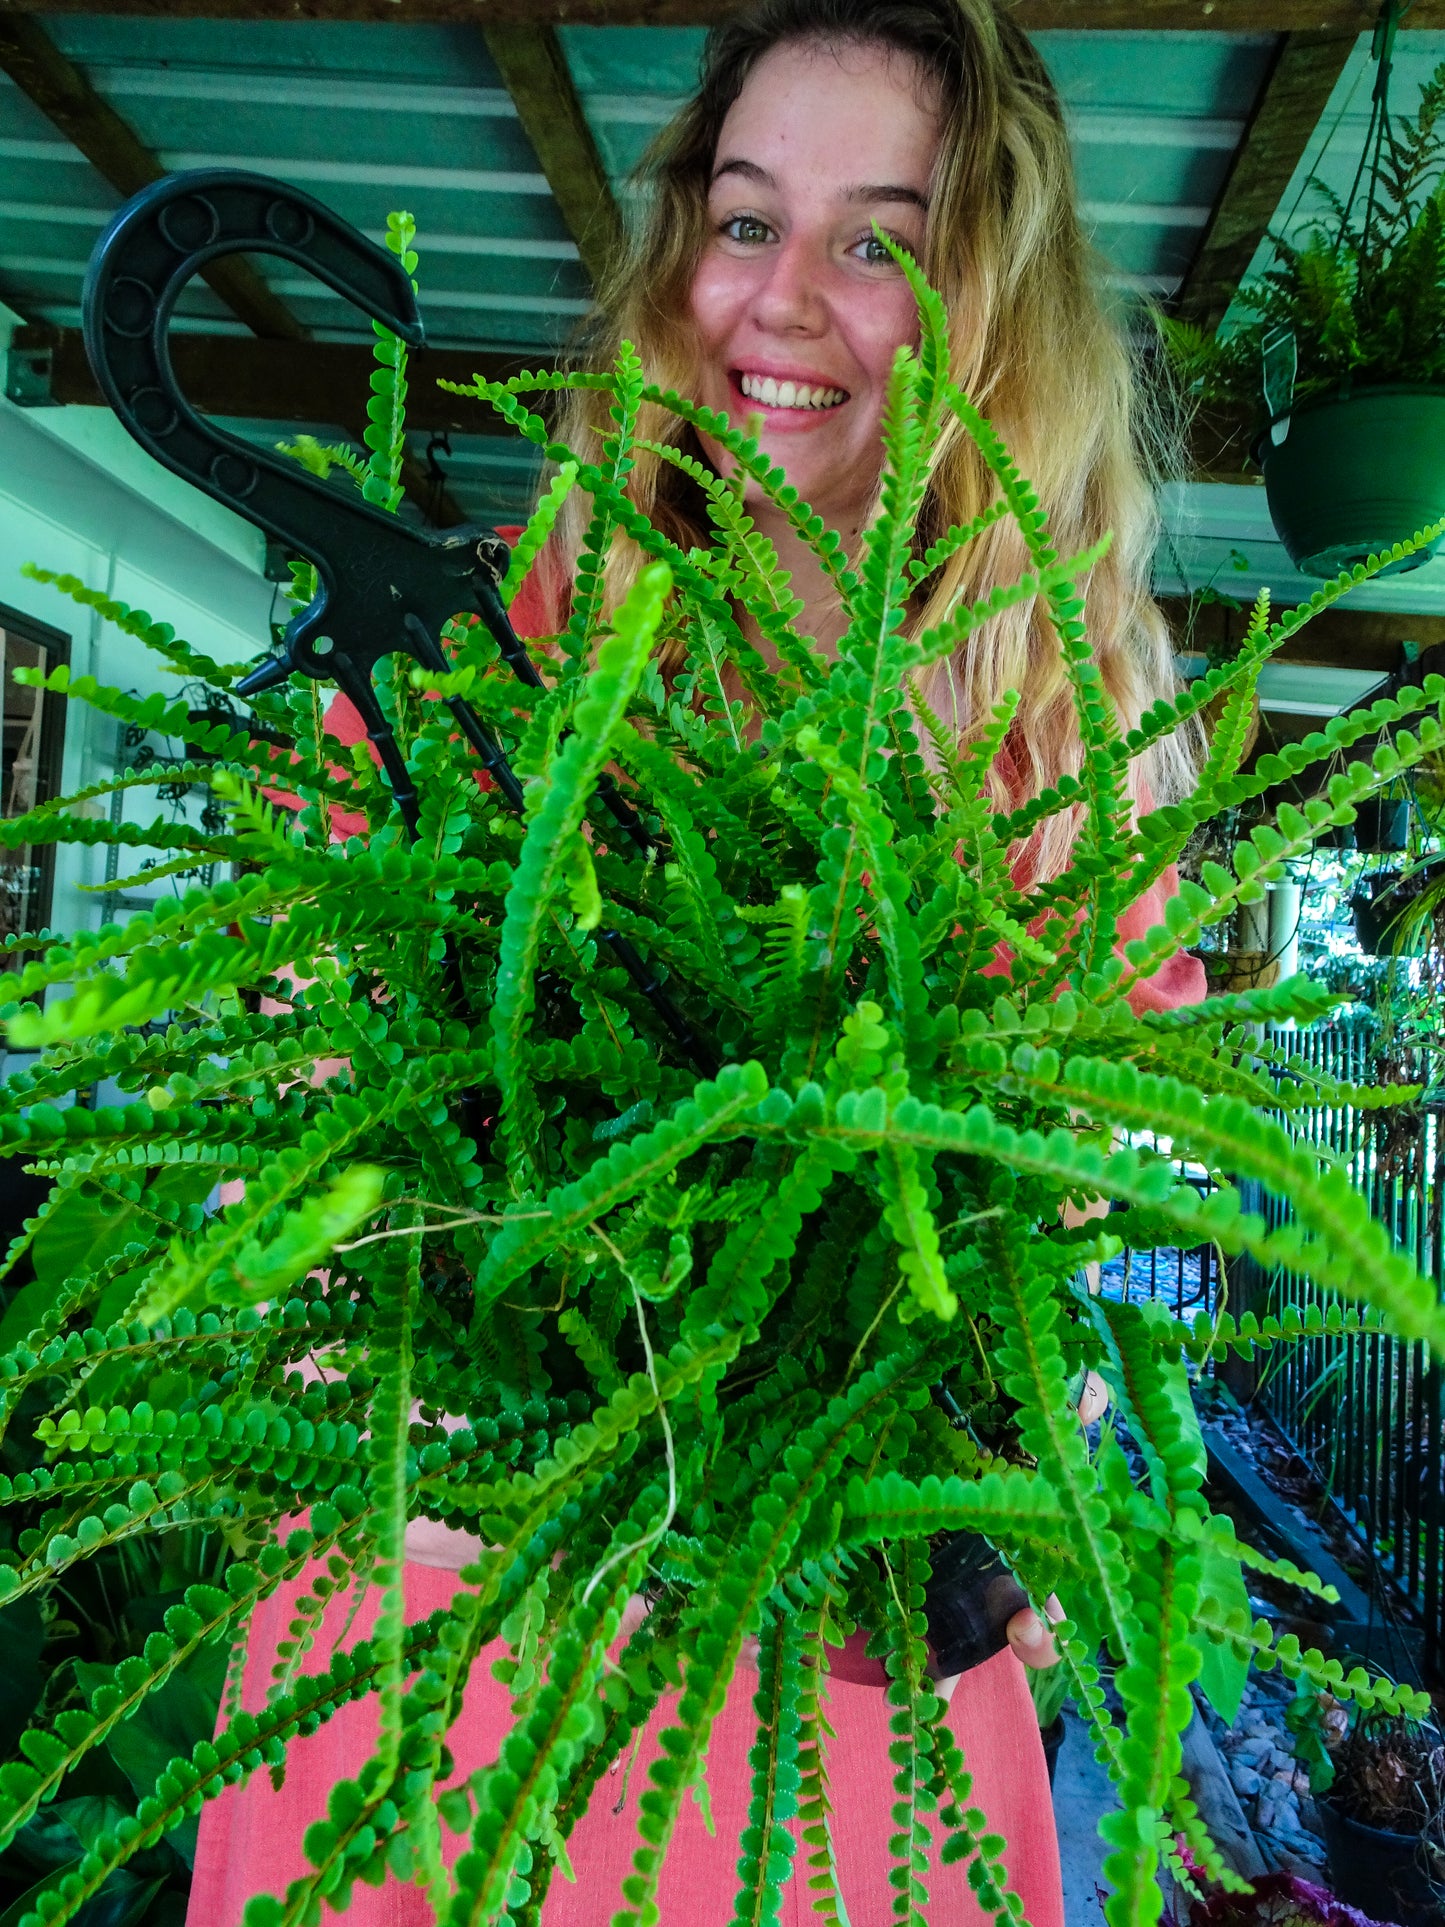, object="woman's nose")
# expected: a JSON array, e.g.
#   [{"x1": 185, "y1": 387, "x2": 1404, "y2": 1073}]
[{"x1": 749, "y1": 235, "x2": 829, "y2": 335}]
